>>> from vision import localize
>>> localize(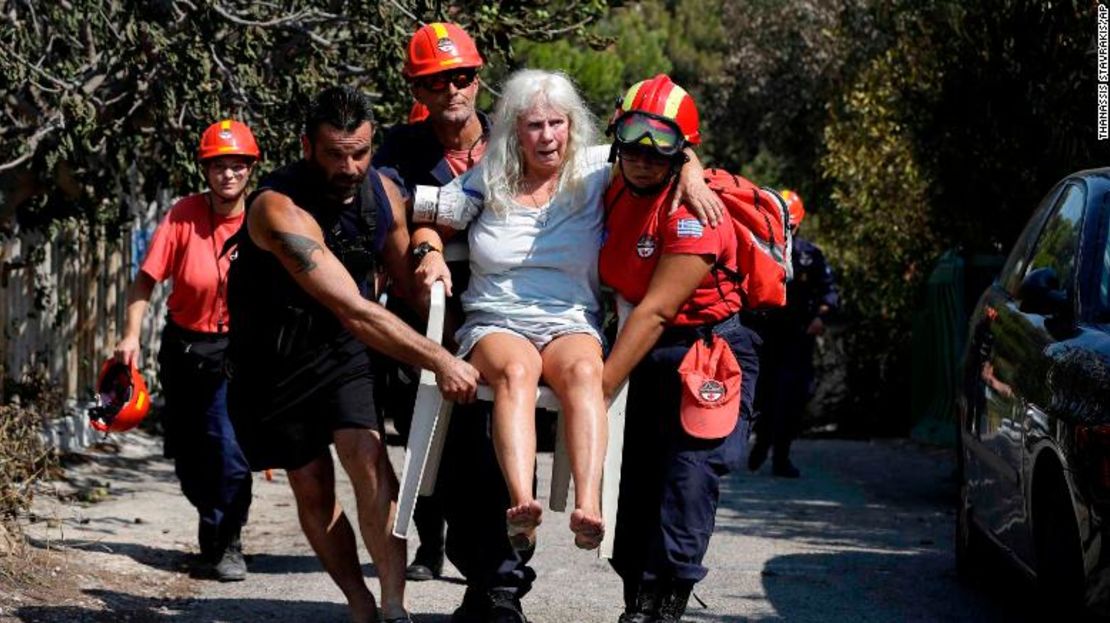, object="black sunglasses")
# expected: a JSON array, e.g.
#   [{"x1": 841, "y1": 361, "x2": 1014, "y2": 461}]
[{"x1": 416, "y1": 68, "x2": 478, "y2": 92}]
